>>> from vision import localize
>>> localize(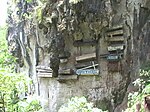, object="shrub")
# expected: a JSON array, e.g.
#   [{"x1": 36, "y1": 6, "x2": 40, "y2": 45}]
[{"x1": 58, "y1": 97, "x2": 108, "y2": 112}]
